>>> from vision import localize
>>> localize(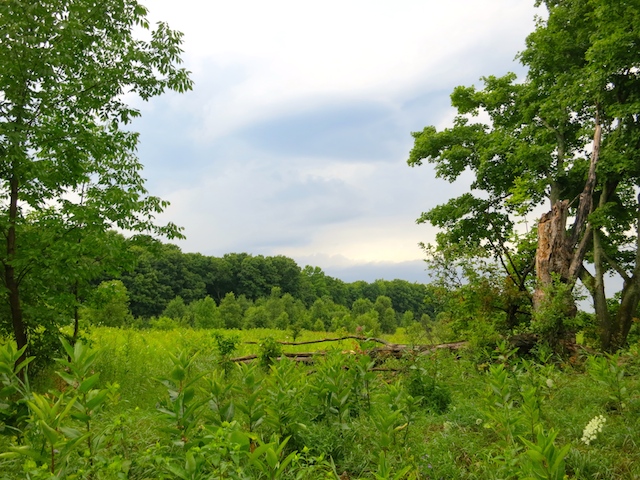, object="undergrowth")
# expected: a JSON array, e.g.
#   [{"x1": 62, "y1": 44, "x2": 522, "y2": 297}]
[{"x1": 0, "y1": 329, "x2": 639, "y2": 479}]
